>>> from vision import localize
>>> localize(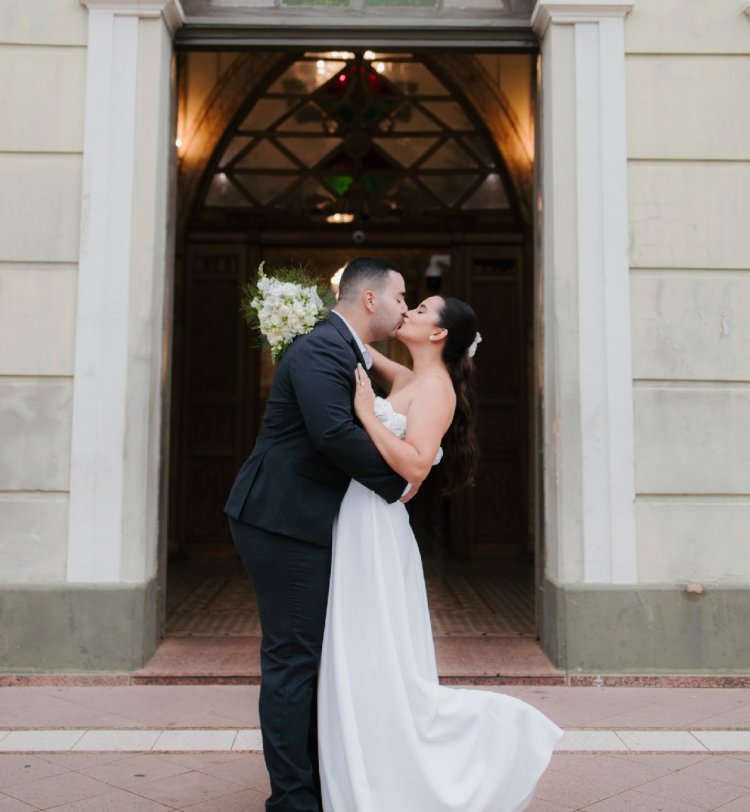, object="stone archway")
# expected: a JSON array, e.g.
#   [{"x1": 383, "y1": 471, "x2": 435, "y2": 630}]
[{"x1": 175, "y1": 51, "x2": 535, "y2": 235}]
